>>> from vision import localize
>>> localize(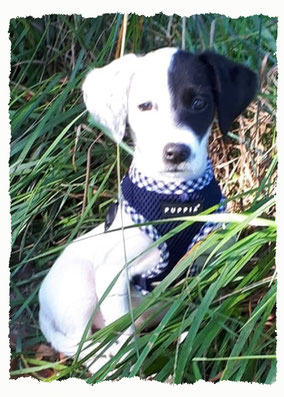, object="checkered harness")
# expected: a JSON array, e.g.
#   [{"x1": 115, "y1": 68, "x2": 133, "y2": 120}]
[{"x1": 111, "y1": 158, "x2": 225, "y2": 295}]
